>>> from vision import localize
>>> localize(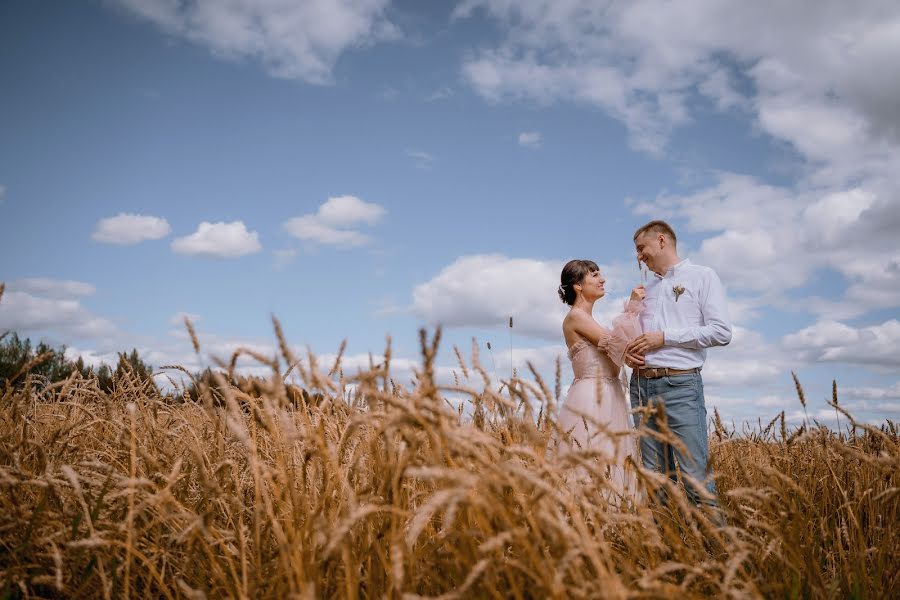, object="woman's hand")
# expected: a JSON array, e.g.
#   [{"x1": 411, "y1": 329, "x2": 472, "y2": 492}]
[{"x1": 629, "y1": 284, "x2": 646, "y2": 302}]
